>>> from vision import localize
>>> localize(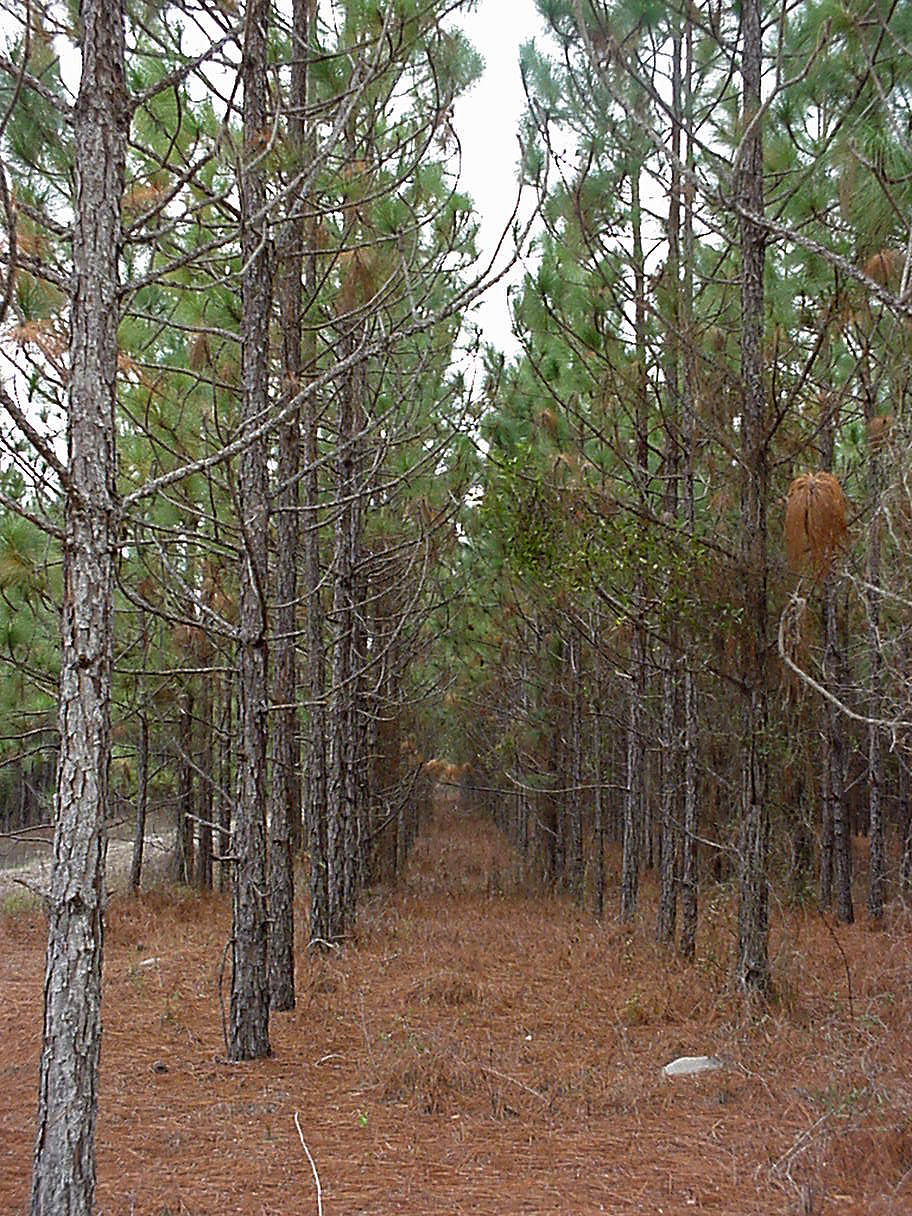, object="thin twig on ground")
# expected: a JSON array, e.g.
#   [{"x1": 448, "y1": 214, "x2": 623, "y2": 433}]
[{"x1": 293, "y1": 1110, "x2": 323, "y2": 1216}]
